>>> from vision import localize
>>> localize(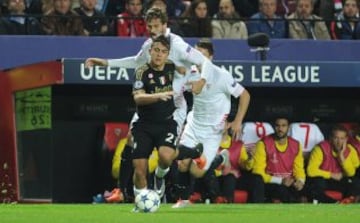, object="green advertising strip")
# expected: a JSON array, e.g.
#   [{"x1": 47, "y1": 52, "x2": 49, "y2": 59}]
[{"x1": 15, "y1": 87, "x2": 51, "y2": 131}]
